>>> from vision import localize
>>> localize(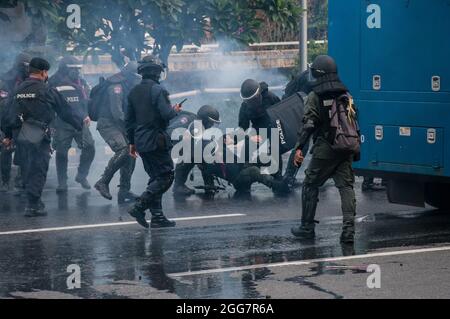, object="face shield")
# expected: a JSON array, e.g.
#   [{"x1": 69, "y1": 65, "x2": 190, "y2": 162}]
[
  {"x1": 307, "y1": 64, "x2": 327, "y2": 84},
  {"x1": 66, "y1": 64, "x2": 83, "y2": 82},
  {"x1": 241, "y1": 85, "x2": 262, "y2": 109},
  {"x1": 203, "y1": 116, "x2": 221, "y2": 130}
]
